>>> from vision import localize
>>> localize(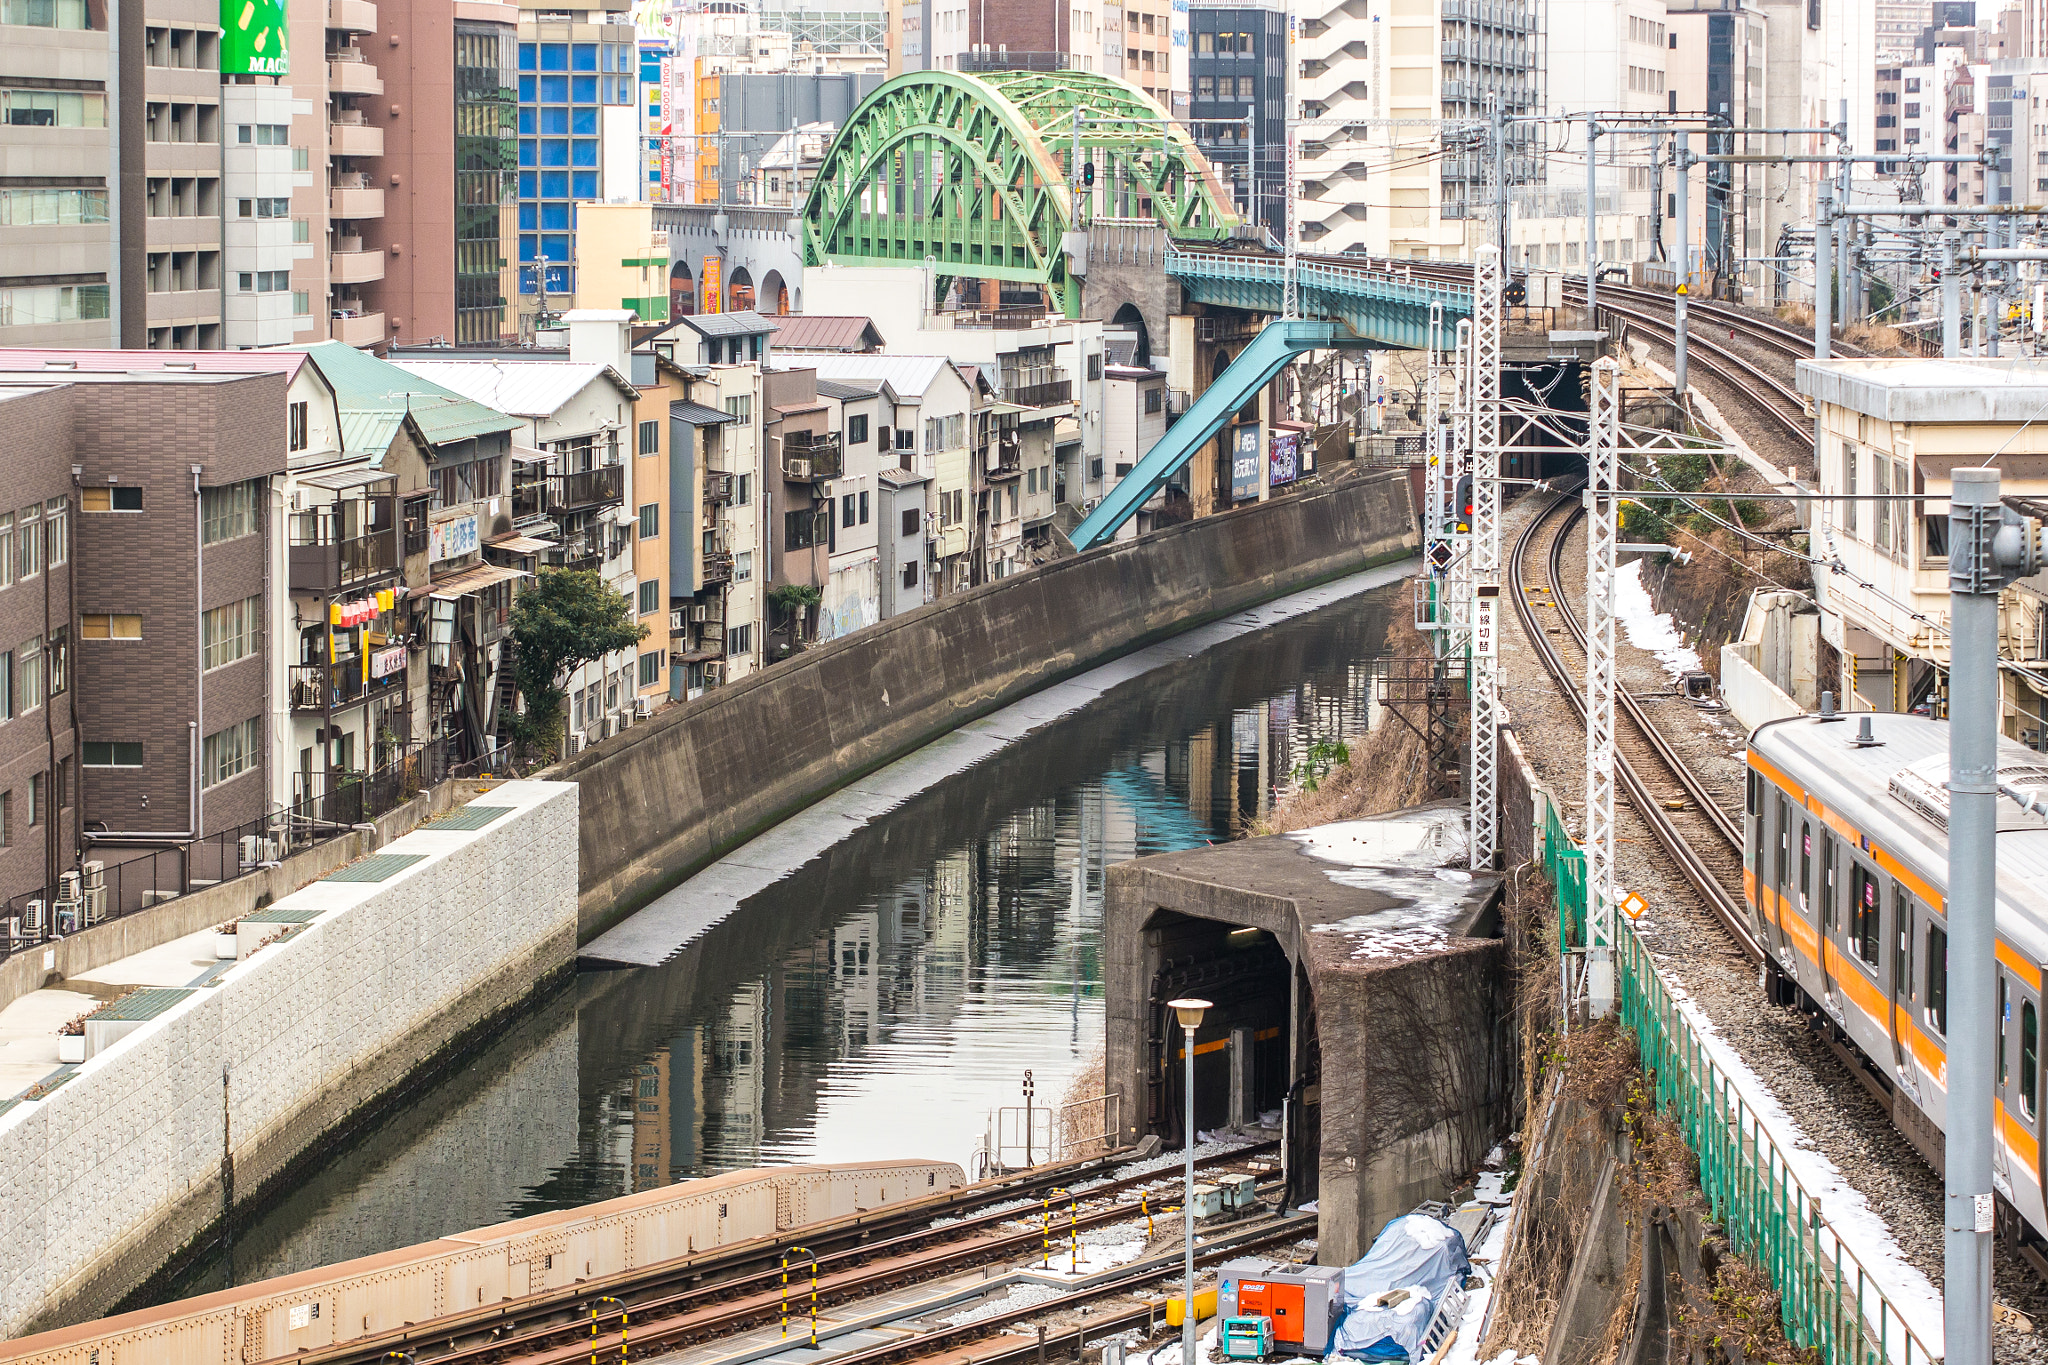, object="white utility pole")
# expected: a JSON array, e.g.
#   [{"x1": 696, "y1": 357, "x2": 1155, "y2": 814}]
[
  {"x1": 1447, "y1": 316, "x2": 1473, "y2": 645},
  {"x1": 1282, "y1": 118, "x2": 1299, "y2": 319},
  {"x1": 1582, "y1": 357, "x2": 1621, "y2": 1016},
  {"x1": 1468, "y1": 244, "x2": 1503, "y2": 870}
]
